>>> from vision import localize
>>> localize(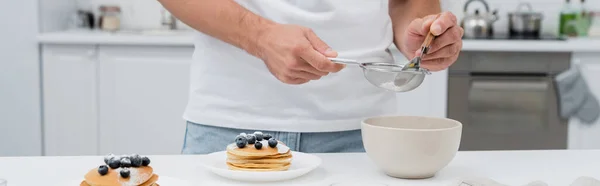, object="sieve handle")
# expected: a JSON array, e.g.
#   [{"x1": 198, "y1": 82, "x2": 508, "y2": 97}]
[
  {"x1": 421, "y1": 14, "x2": 441, "y2": 54},
  {"x1": 422, "y1": 32, "x2": 436, "y2": 54},
  {"x1": 328, "y1": 58, "x2": 361, "y2": 65}
]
